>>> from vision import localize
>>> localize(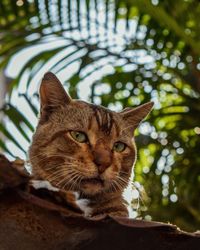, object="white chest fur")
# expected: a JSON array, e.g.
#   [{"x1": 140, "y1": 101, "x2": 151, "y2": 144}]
[
  {"x1": 30, "y1": 181, "x2": 93, "y2": 217},
  {"x1": 30, "y1": 180, "x2": 59, "y2": 192},
  {"x1": 73, "y1": 192, "x2": 93, "y2": 217}
]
